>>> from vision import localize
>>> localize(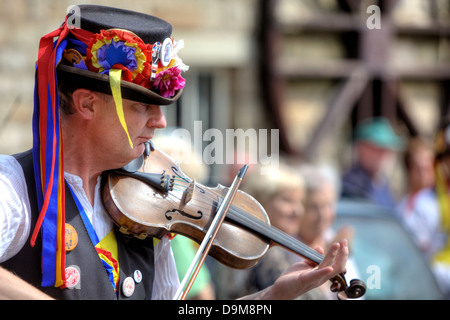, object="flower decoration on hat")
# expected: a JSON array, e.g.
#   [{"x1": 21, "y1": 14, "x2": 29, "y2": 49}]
[
  {"x1": 74, "y1": 29, "x2": 188, "y2": 148},
  {"x1": 154, "y1": 66, "x2": 185, "y2": 98},
  {"x1": 82, "y1": 28, "x2": 188, "y2": 94},
  {"x1": 86, "y1": 29, "x2": 153, "y2": 88},
  {"x1": 153, "y1": 39, "x2": 188, "y2": 97}
]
